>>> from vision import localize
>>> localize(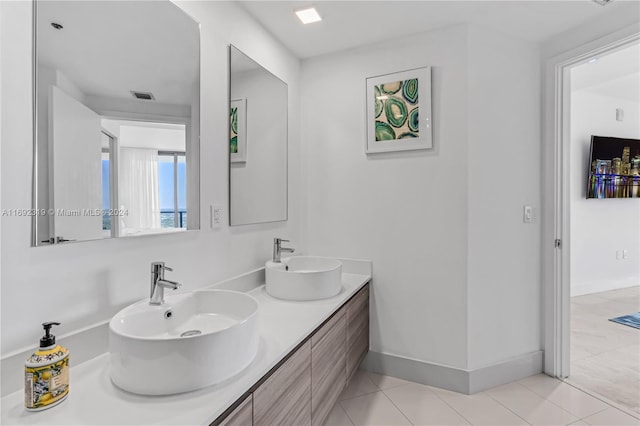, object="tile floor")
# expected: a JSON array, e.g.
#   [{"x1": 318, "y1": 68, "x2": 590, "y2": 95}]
[
  {"x1": 327, "y1": 370, "x2": 640, "y2": 426},
  {"x1": 570, "y1": 285, "x2": 640, "y2": 414}
]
